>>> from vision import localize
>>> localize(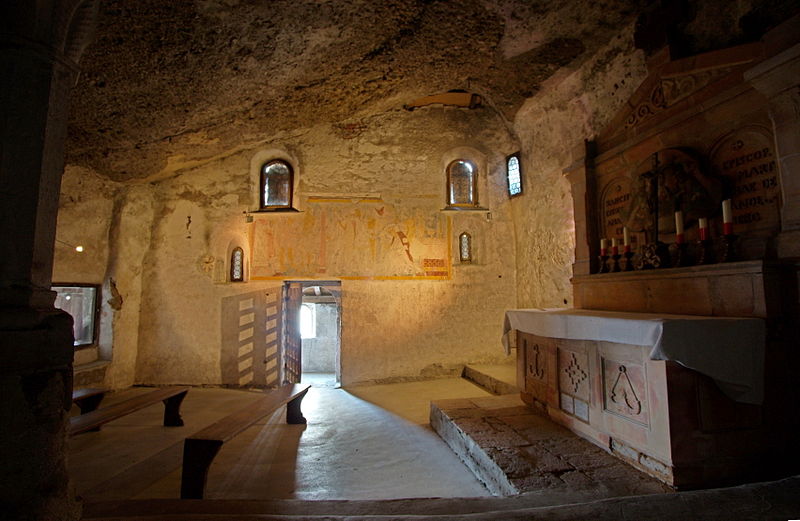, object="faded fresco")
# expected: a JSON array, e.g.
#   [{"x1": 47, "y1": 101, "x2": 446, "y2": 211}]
[{"x1": 251, "y1": 199, "x2": 451, "y2": 279}]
